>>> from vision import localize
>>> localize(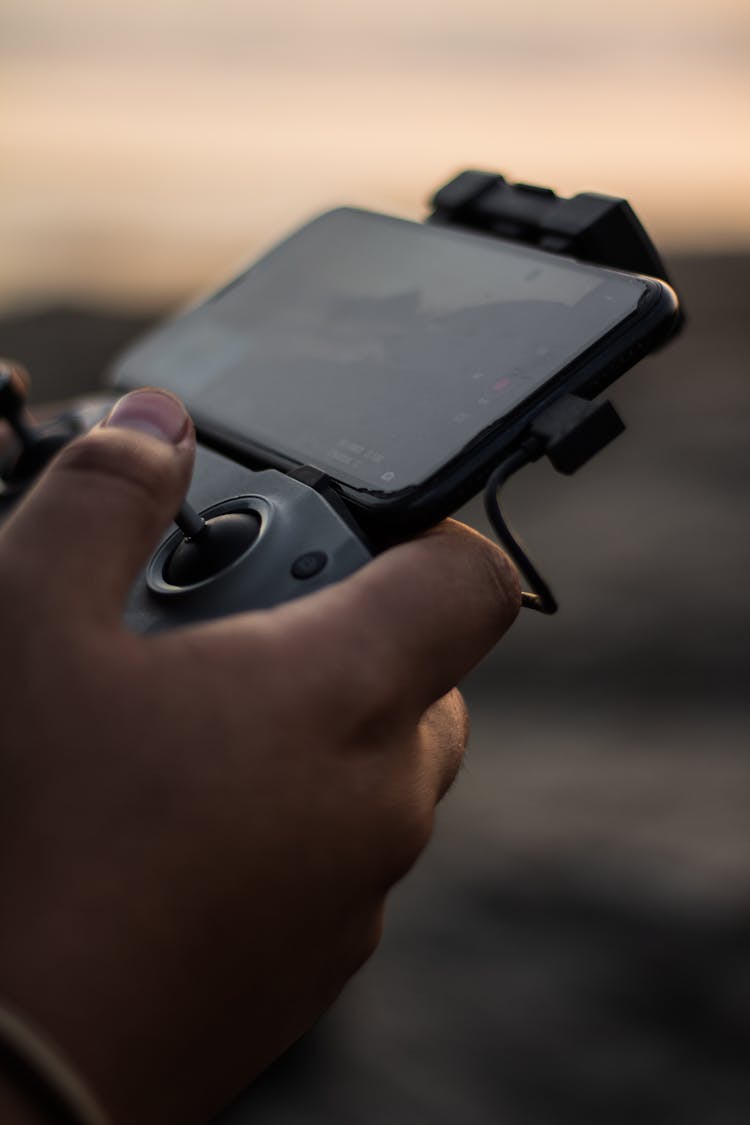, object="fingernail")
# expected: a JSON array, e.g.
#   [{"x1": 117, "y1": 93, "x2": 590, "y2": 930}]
[{"x1": 105, "y1": 390, "x2": 189, "y2": 444}]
